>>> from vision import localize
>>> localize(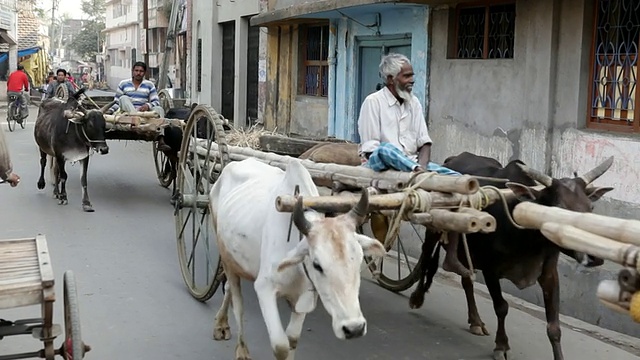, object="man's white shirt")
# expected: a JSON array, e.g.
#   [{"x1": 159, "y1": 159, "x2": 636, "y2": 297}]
[{"x1": 358, "y1": 86, "x2": 432, "y2": 162}]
